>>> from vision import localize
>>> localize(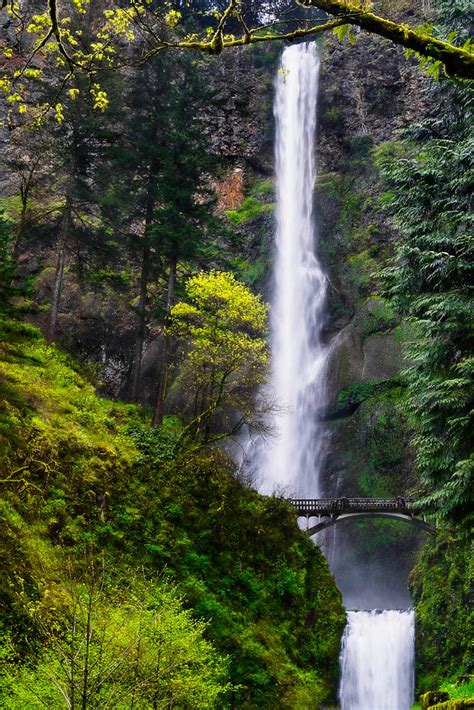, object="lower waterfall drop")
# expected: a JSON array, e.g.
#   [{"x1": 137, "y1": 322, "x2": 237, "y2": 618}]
[{"x1": 339, "y1": 609, "x2": 415, "y2": 710}]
